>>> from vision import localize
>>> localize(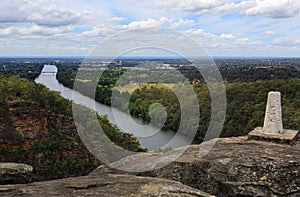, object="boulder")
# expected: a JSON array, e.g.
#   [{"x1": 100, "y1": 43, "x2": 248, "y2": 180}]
[{"x1": 0, "y1": 163, "x2": 33, "y2": 184}]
